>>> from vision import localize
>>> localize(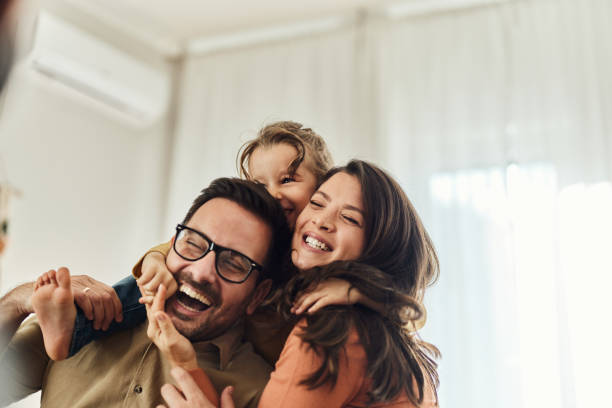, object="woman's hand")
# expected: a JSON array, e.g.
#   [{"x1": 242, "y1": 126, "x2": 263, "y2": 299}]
[
  {"x1": 157, "y1": 367, "x2": 235, "y2": 408},
  {"x1": 291, "y1": 278, "x2": 362, "y2": 314},
  {"x1": 137, "y1": 251, "x2": 178, "y2": 299},
  {"x1": 145, "y1": 284, "x2": 198, "y2": 371}
]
